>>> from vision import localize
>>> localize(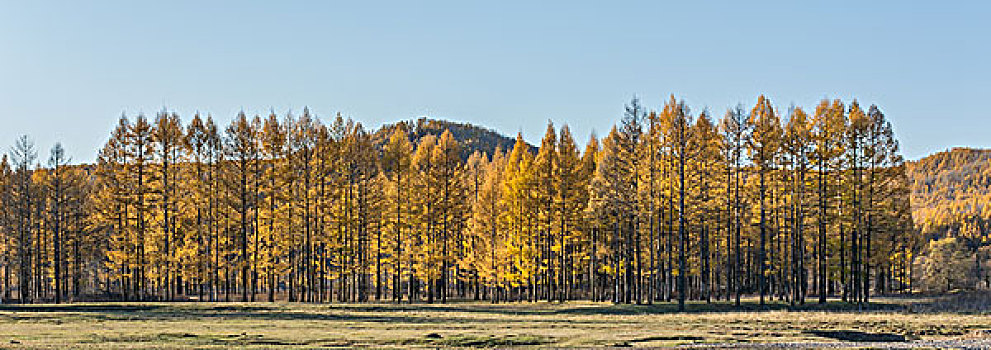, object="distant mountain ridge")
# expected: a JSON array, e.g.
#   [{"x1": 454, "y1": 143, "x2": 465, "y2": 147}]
[{"x1": 372, "y1": 117, "x2": 530, "y2": 158}]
